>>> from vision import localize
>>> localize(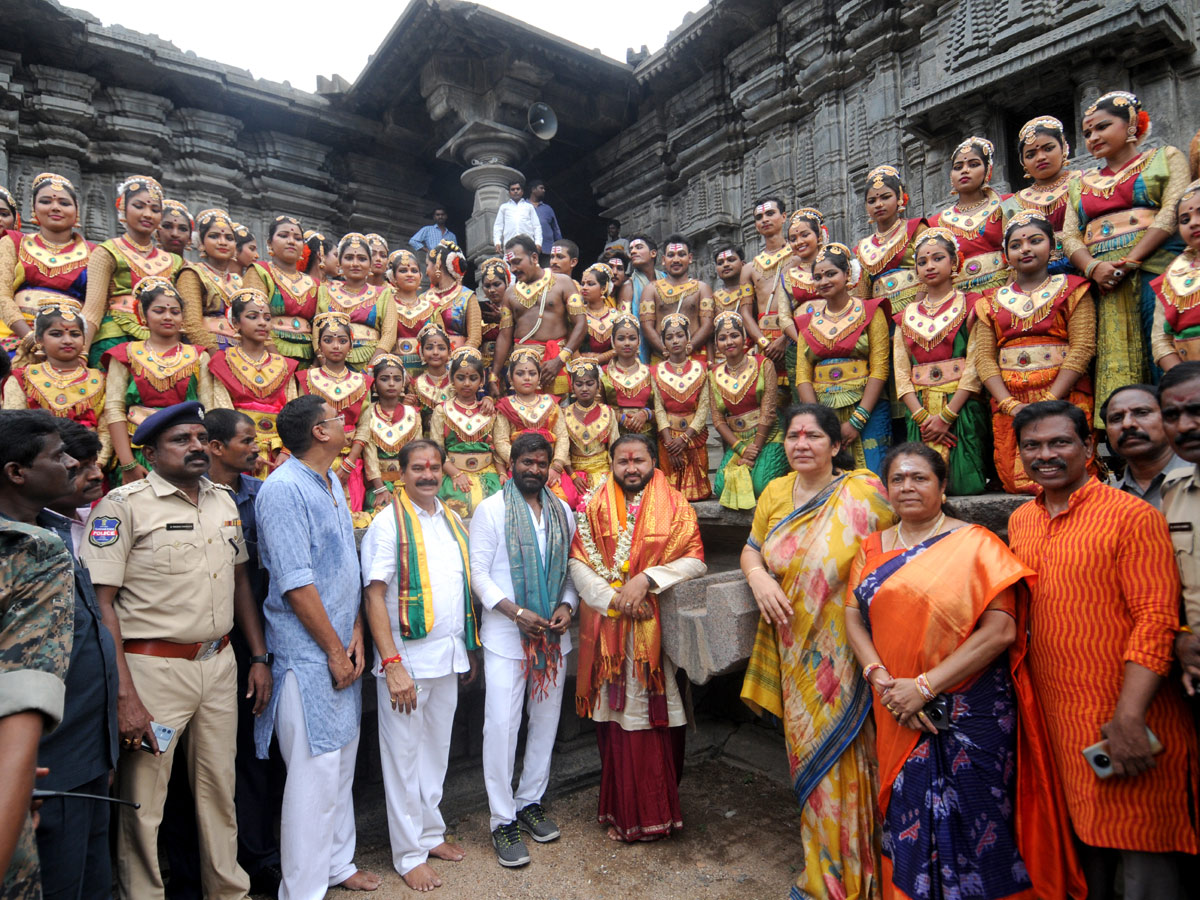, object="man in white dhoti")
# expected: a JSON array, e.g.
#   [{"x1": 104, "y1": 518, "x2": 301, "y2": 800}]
[
  {"x1": 361, "y1": 439, "x2": 480, "y2": 892},
  {"x1": 469, "y1": 432, "x2": 578, "y2": 868}
]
